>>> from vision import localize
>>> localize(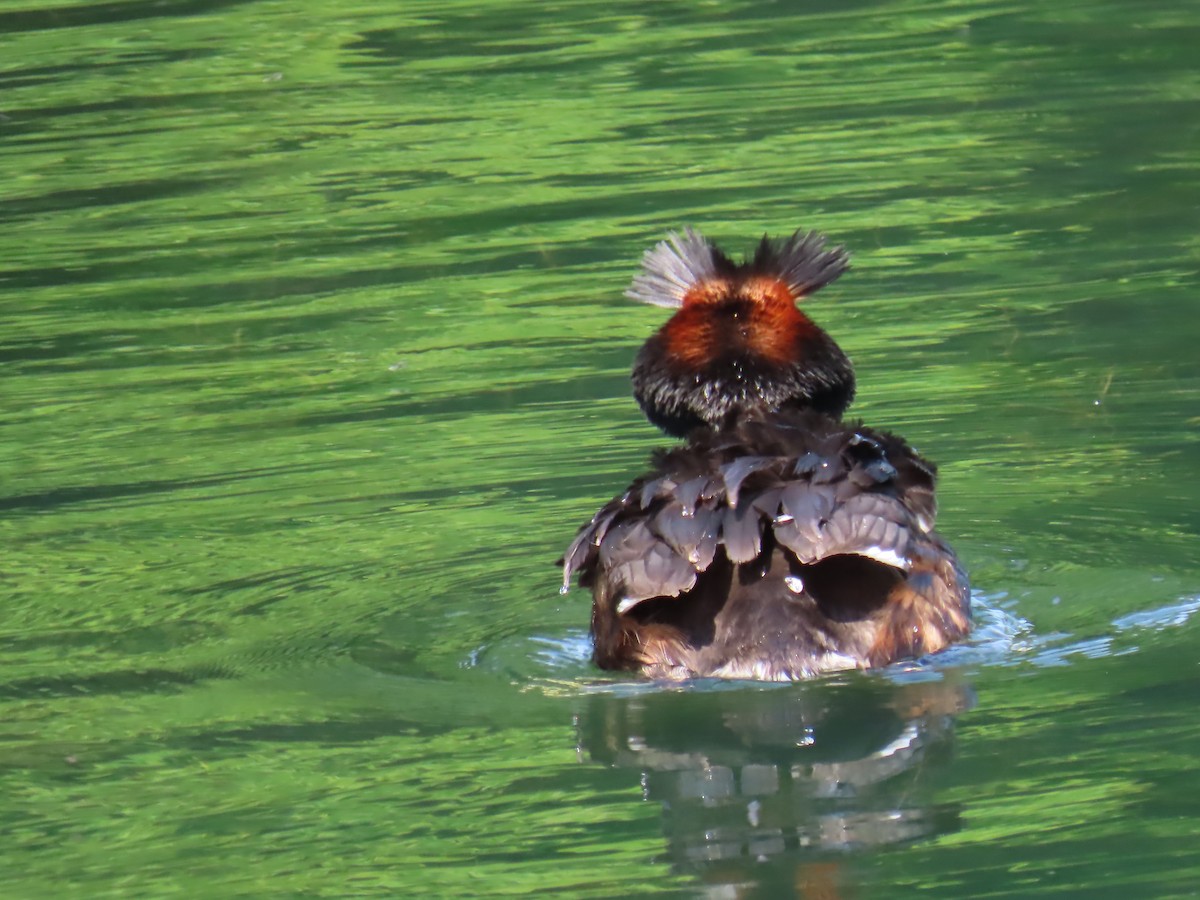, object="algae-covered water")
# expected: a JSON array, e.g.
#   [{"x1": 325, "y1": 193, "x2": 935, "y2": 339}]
[{"x1": 3, "y1": 0, "x2": 1198, "y2": 896}]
